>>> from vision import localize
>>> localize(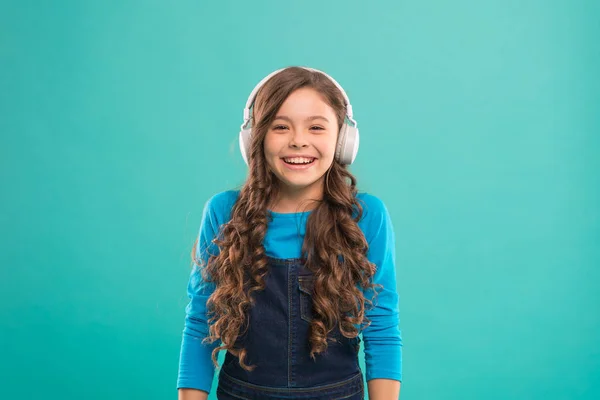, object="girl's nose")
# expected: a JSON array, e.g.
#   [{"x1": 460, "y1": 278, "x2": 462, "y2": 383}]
[{"x1": 289, "y1": 130, "x2": 309, "y2": 148}]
